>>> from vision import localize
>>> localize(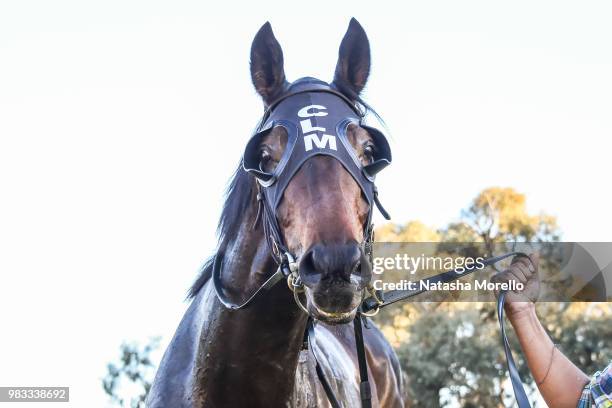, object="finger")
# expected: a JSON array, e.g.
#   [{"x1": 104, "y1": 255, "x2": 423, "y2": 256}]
[
  {"x1": 508, "y1": 269, "x2": 527, "y2": 285},
  {"x1": 516, "y1": 265, "x2": 533, "y2": 282},
  {"x1": 498, "y1": 269, "x2": 527, "y2": 283},
  {"x1": 529, "y1": 252, "x2": 540, "y2": 273},
  {"x1": 509, "y1": 264, "x2": 528, "y2": 283},
  {"x1": 512, "y1": 255, "x2": 533, "y2": 272},
  {"x1": 515, "y1": 262, "x2": 532, "y2": 280},
  {"x1": 516, "y1": 253, "x2": 537, "y2": 273},
  {"x1": 495, "y1": 270, "x2": 520, "y2": 286},
  {"x1": 491, "y1": 272, "x2": 510, "y2": 285}
]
